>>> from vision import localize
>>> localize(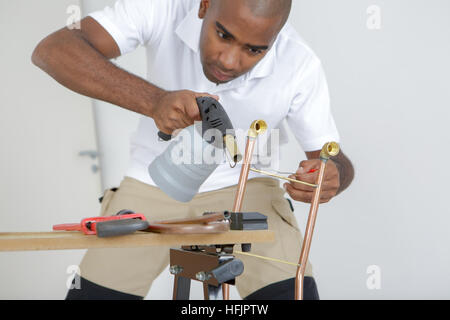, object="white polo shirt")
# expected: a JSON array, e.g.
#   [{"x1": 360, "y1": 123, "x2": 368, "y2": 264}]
[{"x1": 89, "y1": 0, "x2": 340, "y2": 193}]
